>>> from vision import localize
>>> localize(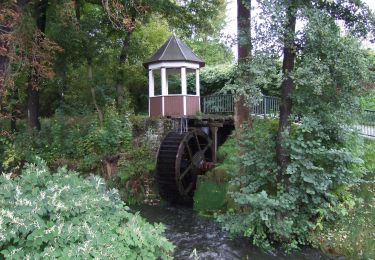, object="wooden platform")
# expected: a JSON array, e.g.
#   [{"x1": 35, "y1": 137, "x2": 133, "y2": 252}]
[{"x1": 168, "y1": 114, "x2": 234, "y2": 127}]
